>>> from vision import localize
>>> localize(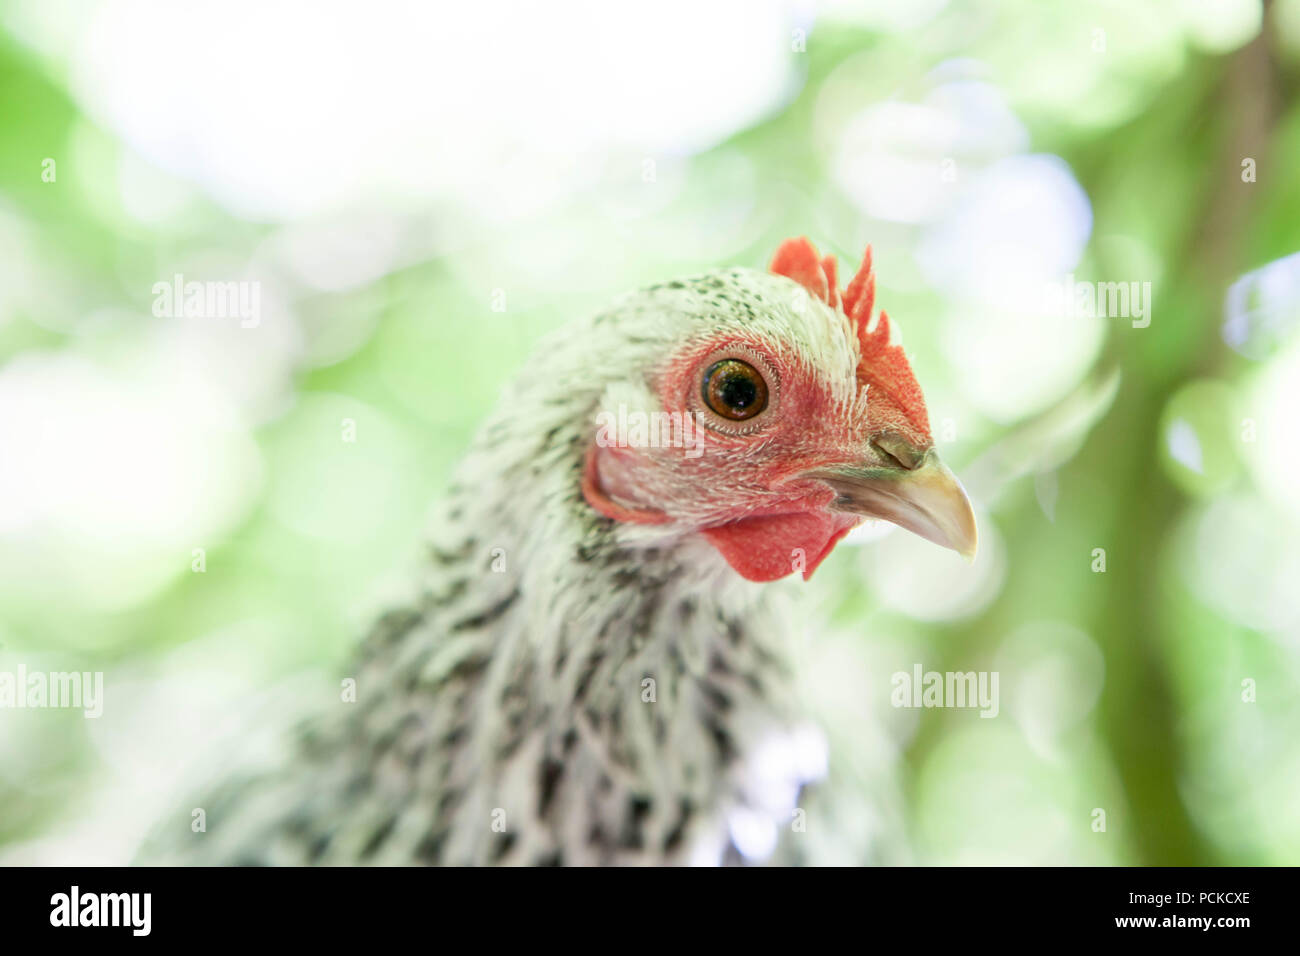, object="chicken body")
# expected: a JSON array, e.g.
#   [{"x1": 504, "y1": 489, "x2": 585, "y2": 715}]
[{"x1": 171, "y1": 242, "x2": 974, "y2": 865}]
